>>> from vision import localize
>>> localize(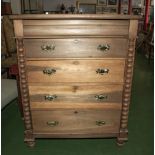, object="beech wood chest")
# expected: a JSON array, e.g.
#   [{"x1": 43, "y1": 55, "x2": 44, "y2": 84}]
[{"x1": 10, "y1": 14, "x2": 140, "y2": 147}]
